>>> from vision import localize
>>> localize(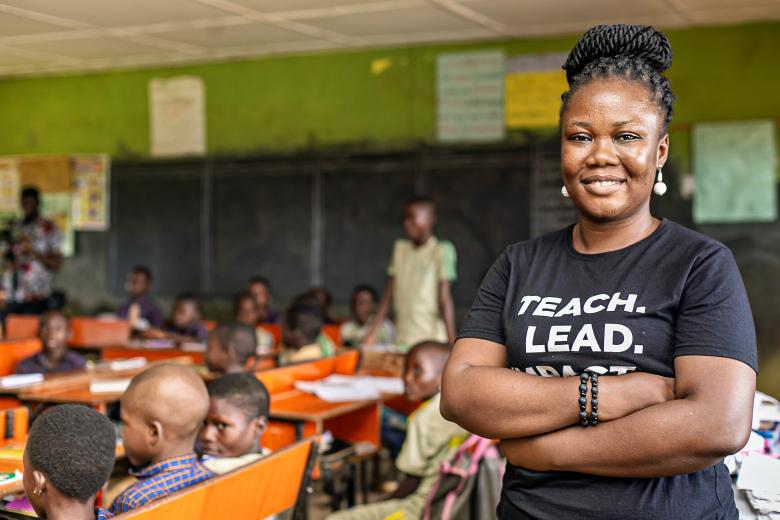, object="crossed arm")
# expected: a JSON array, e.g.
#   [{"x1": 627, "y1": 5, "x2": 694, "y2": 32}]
[{"x1": 440, "y1": 338, "x2": 755, "y2": 478}]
